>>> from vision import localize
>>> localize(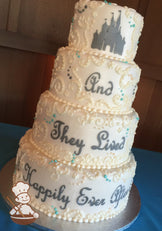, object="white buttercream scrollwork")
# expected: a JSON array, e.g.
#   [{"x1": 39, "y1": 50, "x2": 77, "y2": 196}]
[
  {"x1": 32, "y1": 121, "x2": 47, "y2": 141},
  {"x1": 54, "y1": 54, "x2": 65, "y2": 71},
  {"x1": 50, "y1": 77, "x2": 65, "y2": 96}
]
